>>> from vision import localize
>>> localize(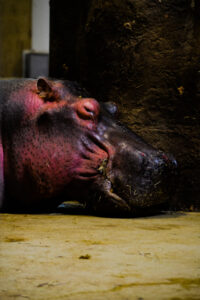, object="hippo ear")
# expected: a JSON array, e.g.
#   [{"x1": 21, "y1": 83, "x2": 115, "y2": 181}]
[{"x1": 37, "y1": 78, "x2": 53, "y2": 101}]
